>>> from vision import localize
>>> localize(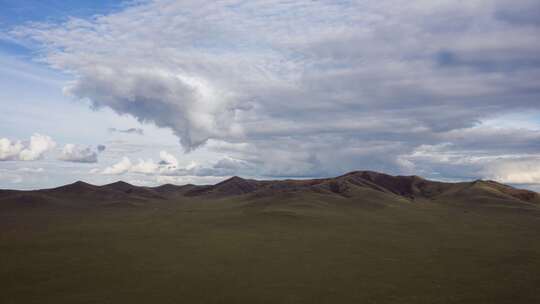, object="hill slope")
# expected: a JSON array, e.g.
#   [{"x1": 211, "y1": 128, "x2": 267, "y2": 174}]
[
  {"x1": 183, "y1": 171, "x2": 540, "y2": 205},
  {"x1": 1, "y1": 171, "x2": 539, "y2": 210}
]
